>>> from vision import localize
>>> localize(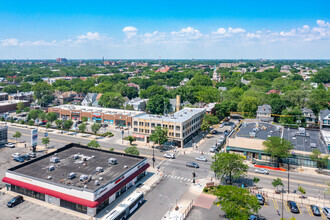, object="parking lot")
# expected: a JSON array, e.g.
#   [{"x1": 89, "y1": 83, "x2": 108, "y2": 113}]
[{"x1": 0, "y1": 193, "x2": 82, "y2": 220}]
